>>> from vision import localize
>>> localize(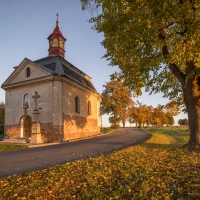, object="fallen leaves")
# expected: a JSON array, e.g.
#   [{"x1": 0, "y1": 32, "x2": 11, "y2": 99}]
[{"x1": 0, "y1": 127, "x2": 200, "y2": 199}]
